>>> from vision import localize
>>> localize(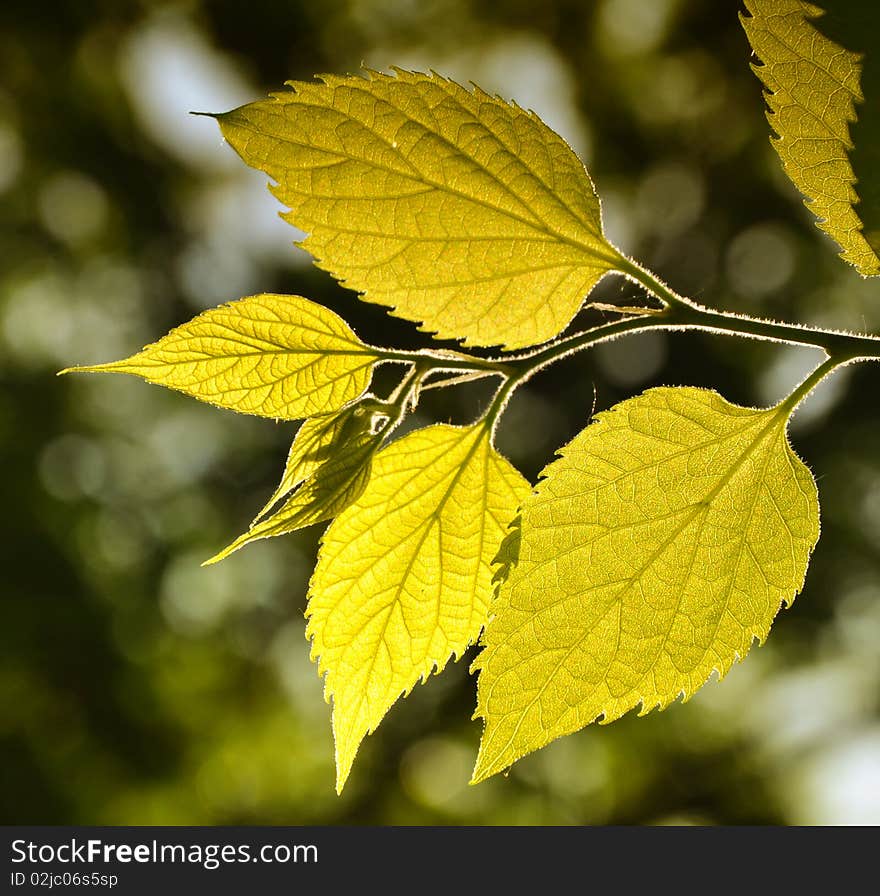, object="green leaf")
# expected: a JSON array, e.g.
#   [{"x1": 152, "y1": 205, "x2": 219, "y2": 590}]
[
  {"x1": 306, "y1": 424, "x2": 529, "y2": 792},
  {"x1": 60, "y1": 294, "x2": 379, "y2": 419},
  {"x1": 252, "y1": 397, "x2": 392, "y2": 523},
  {"x1": 216, "y1": 69, "x2": 623, "y2": 350},
  {"x1": 472, "y1": 386, "x2": 820, "y2": 783},
  {"x1": 742, "y1": 0, "x2": 880, "y2": 275},
  {"x1": 205, "y1": 420, "x2": 385, "y2": 565}
]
